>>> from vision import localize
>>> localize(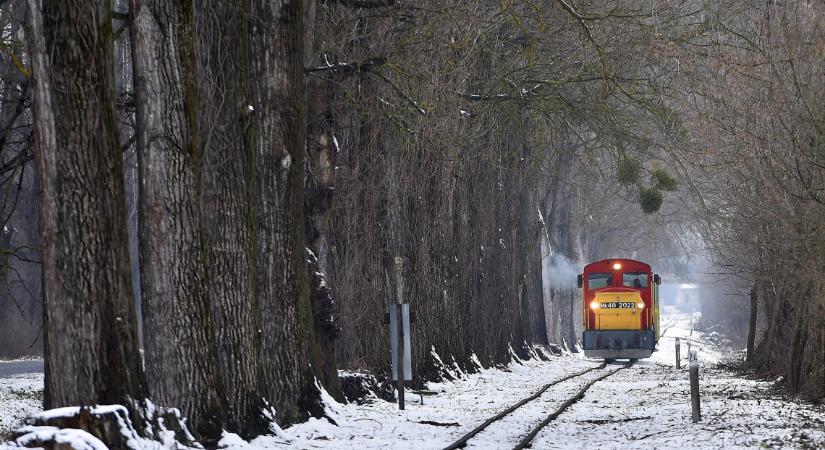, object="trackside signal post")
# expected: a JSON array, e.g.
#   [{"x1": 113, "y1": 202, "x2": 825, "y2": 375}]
[
  {"x1": 390, "y1": 256, "x2": 412, "y2": 410},
  {"x1": 388, "y1": 303, "x2": 411, "y2": 409}
]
